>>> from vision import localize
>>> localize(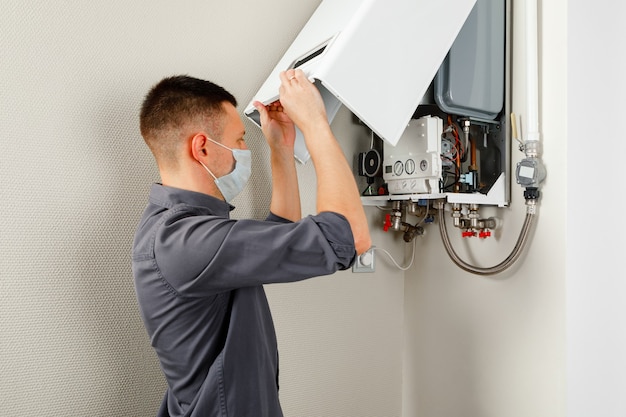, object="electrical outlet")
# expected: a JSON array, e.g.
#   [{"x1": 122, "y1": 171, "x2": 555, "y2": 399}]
[{"x1": 352, "y1": 248, "x2": 375, "y2": 273}]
